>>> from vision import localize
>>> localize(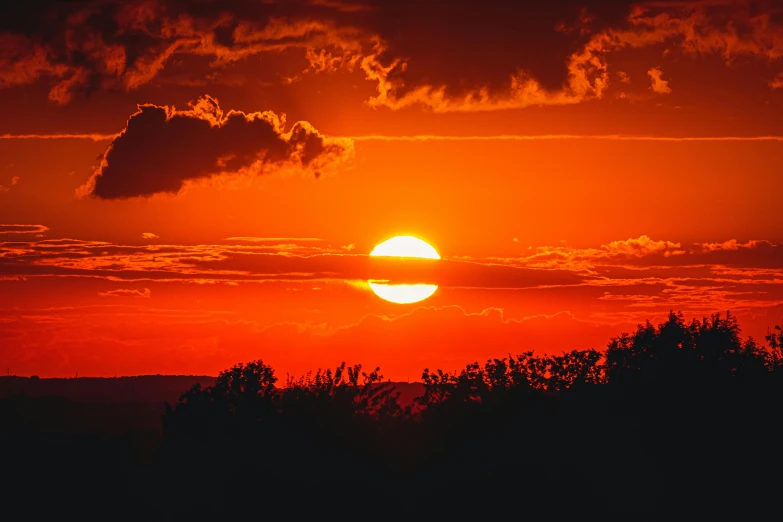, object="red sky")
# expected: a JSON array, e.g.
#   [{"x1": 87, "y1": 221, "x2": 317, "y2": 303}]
[{"x1": 2, "y1": 0, "x2": 783, "y2": 379}]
